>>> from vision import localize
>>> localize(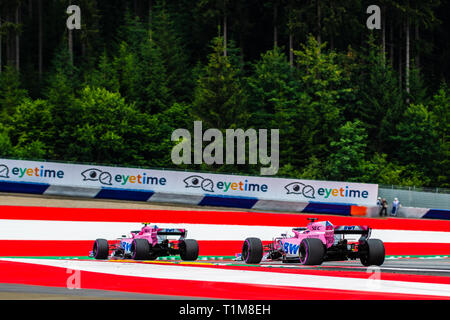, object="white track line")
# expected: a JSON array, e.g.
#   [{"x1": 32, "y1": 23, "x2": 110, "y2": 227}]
[
  {"x1": 378, "y1": 267, "x2": 450, "y2": 273},
  {"x1": 2, "y1": 258, "x2": 450, "y2": 298}
]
